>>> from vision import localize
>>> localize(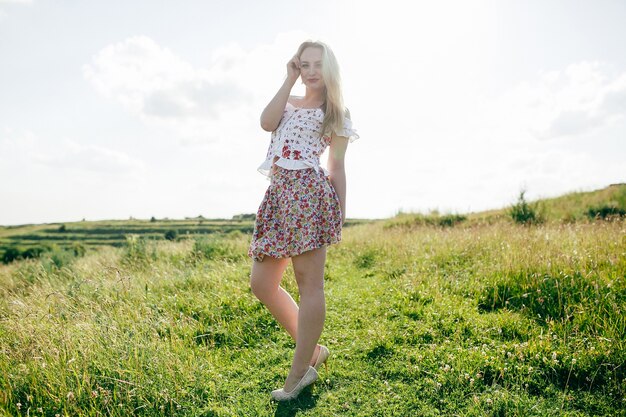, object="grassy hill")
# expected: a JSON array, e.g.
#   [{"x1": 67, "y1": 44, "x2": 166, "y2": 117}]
[
  {"x1": 1, "y1": 184, "x2": 624, "y2": 262},
  {"x1": 0, "y1": 217, "x2": 372, "y2": 265},
  {"x1": 384, "y1": 183, "x2": 626, "y2": 228},
  {"x1": 470, "y1": 183, "x2": 626, "y2": 222},
  {"x1": 0, "y1": 218, "x2": 255, "y2": 255},
  {"x1": 0, "y1": 185, "x2": 624, "y2": 416}
]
